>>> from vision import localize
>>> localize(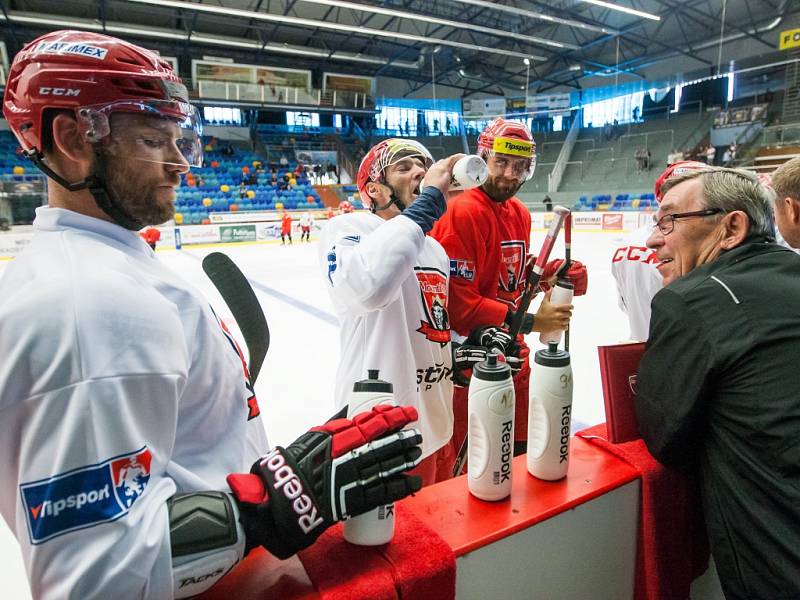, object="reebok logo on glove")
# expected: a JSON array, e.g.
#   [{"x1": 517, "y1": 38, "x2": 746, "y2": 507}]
[{"x1": 262, "y1": 450, "x2": 323, "y2": 534}]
